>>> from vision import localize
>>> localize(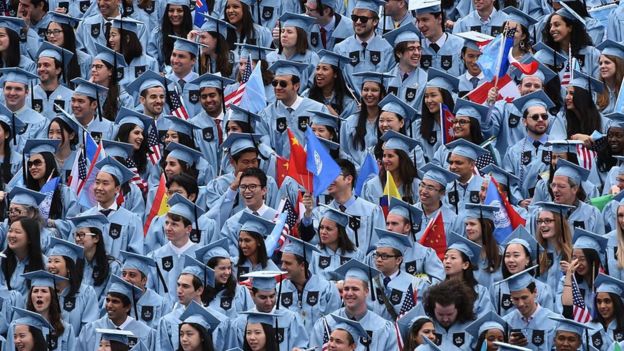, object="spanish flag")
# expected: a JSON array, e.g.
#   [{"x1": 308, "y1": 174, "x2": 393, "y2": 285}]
[
  {"x1": 144, "y1": 173, "x2": 169, "y2": 236},
  {"x1": 380, "y1": 171, "x2": 401, "y2": 216}
]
